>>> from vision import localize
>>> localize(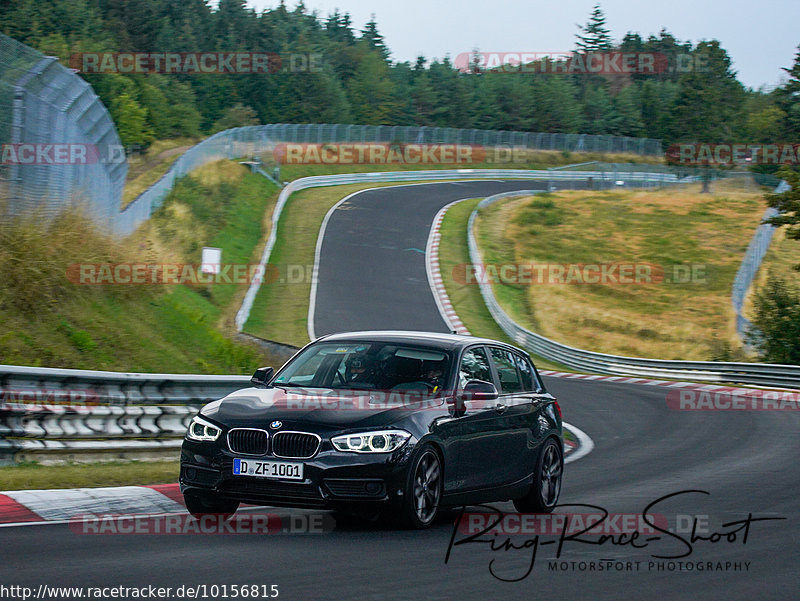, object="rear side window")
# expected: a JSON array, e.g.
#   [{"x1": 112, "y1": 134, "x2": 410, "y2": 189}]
[
  {"x1": 513, "y1": 353, "x2": 535, "y2": 392},
  {"x1": 489, "y1": 347, "x2": 523, "y2": 394},
  {"x1": 458, "y1": 347, "x2": 493, "y2": 389}
]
